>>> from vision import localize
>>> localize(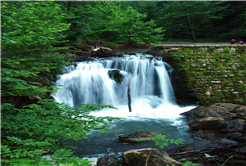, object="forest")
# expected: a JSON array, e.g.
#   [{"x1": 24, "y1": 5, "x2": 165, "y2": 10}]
[{"x1": 1, "y1": 1, "x2": 246, "y2": 165}]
